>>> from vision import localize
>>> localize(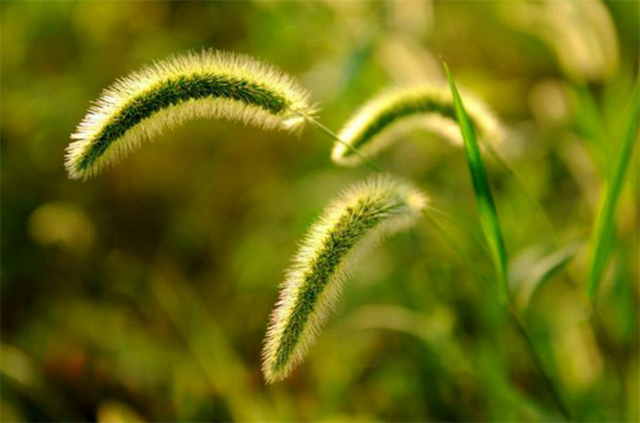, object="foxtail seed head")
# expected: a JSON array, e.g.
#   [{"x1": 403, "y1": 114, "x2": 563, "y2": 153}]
[
  {"x1": 262, "y1": 175, "x2": 426, "y2": 383},
  {"x1": 332, "y1": 85, "x2": 502, "y2": 166},
  {"x1": 67, "y1": 50, "x2": 313, "y2": 180}
]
